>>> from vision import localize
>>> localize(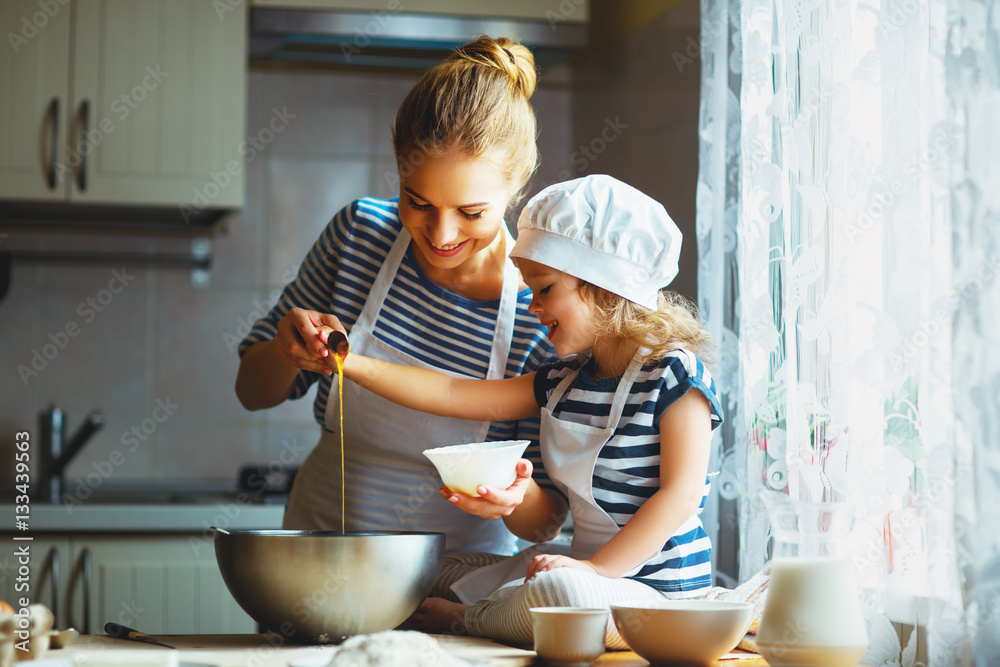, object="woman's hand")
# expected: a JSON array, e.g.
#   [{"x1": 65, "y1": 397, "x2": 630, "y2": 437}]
[
  {"x1": 273, "y1": 308, "x2": 346, "y2": 376},
  {"x1": 526, "y1": 554, "x2": 600, "y2": 580},
  {"x1": 440, "y1": 459, "x2": 533, "y2": 519}
]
